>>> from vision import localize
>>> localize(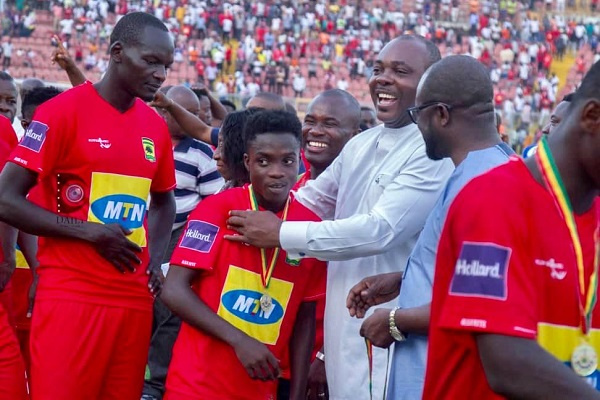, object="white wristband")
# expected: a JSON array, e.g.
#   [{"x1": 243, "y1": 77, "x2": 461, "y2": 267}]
[{"x1": 316, "y1": 351, "x2": 325, "y2": 362}]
